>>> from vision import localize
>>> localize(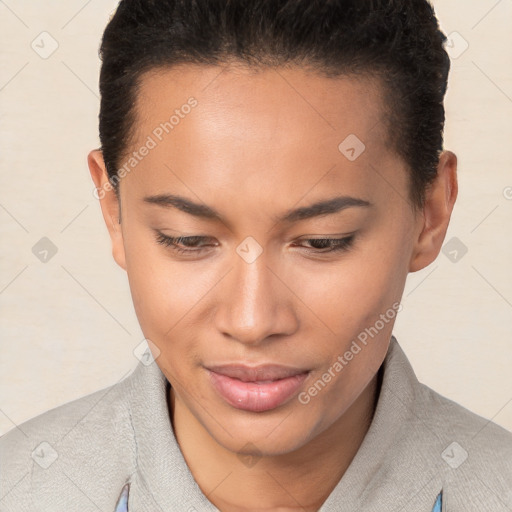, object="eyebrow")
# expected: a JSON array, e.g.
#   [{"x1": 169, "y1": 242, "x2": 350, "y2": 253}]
[{"x1": 143, "y1": 194, "x2": 372, "y2": 224}]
